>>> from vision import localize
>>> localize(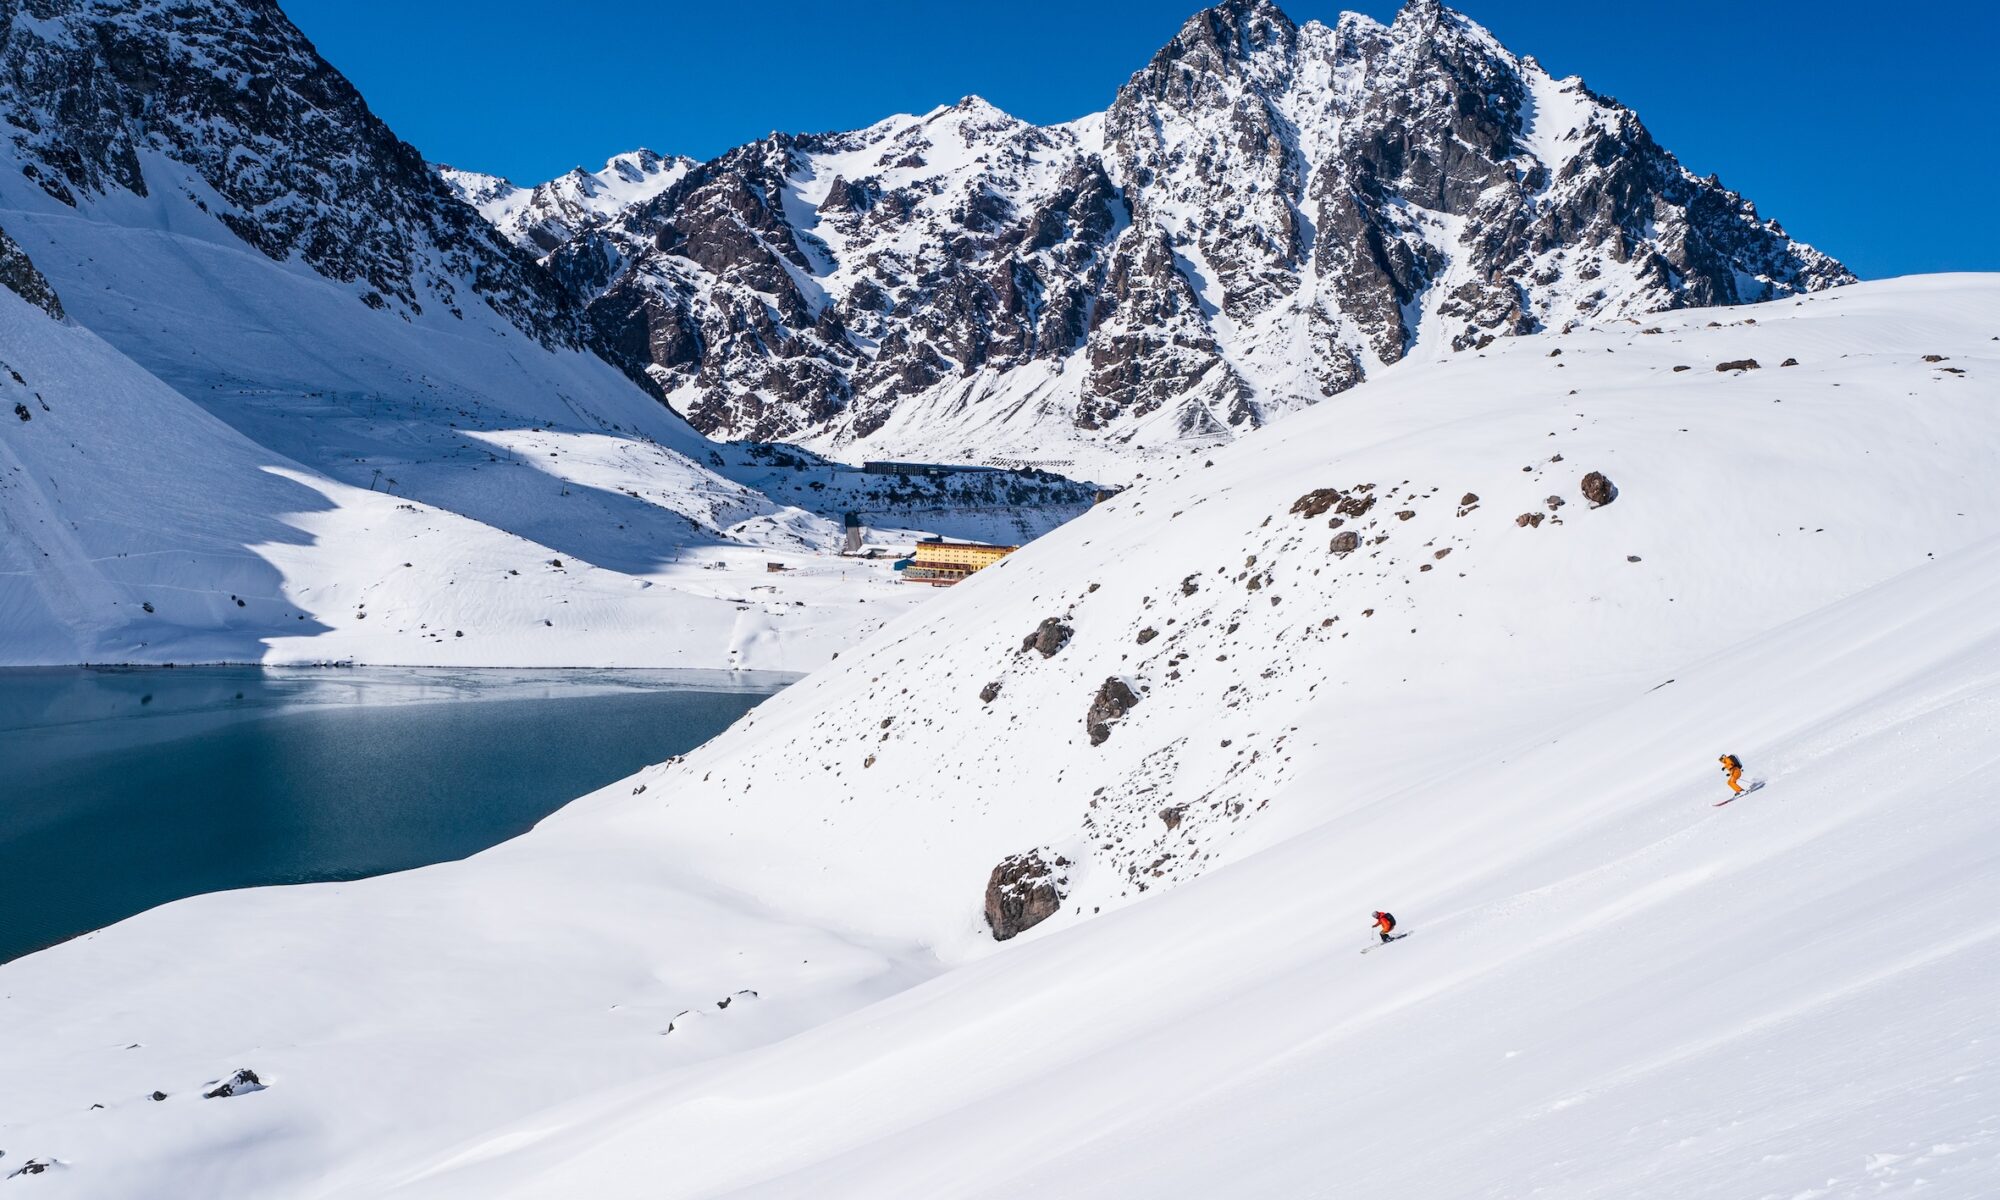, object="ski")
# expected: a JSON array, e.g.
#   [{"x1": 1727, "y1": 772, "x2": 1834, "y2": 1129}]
[
  {"x1": 1360, "y1": 933, "x2": 1409, "y2": 954},
  {"x1": 1714, "y1": 781, "x2": 1766, "y2": 806}
]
